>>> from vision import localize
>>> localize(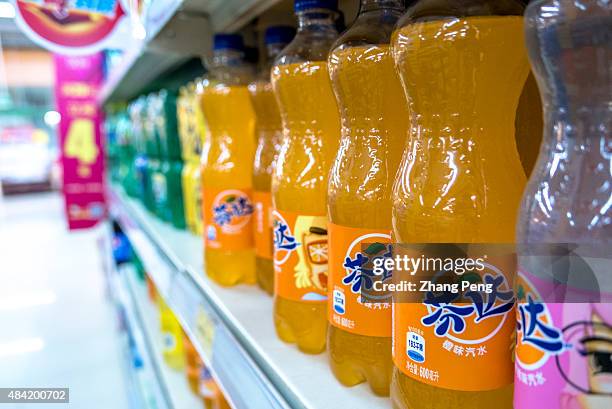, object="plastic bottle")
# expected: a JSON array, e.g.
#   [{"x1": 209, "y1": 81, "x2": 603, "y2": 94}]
[
  {"x1": 129, "y1": 98, "x2": 149, "y2": 205},
  {"x1": 250, "y1": 25, "x2": 296, "y2": 296},
  {"x1": 144, "y1": 94, "x2": 162, "y2": 214},
  {"x1": 201, "y1": 34, "x2": 256, "y2": 286},
  {"x1": 390, "y1": 1, "x2": 529, "y2": 407},
  {"x1": 326, "y1": 0, "x2": 408, "y2": 396},
  {"x1": 191, "y1": 76, "x2": 208, "y2": 237},
  {"x1": 182, "y1": 331, "x2": 203, "y2": 395},
  {"x1": 155, "y1": 89, "x2": 186, "y2": 229},
  {"x1": 514, "y1": 2, "x2": 611, "y2": 408},
  {"x1": 271, "y1": 0, "x2": 340, "y2": 354},
  {"x1": 515, "y1": 74, "x2": 544, "y2": 178},
  {"x1": 159, "y1": 298, "x2": 185, "y2": 370},
  {"x1": 178, "y1": 84, "x2": 196, "y2": 232}
]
